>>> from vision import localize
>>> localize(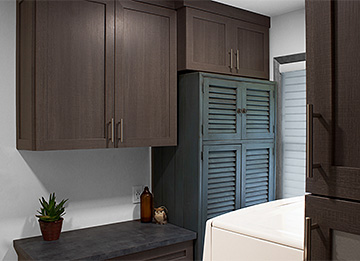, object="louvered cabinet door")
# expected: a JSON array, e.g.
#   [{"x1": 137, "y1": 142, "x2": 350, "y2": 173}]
[
  {"x1": 241, "y1": 142, "x2": 275, "y2": 207},
  {"x1": 203, "y1": 78, "x2": 242, "y2": 141},
  {"x1": 202, "y1": 145, "x2": 241, "y2": 220},
  {"x1": 241, "y1": 82, "x2": 275, "y2": 140}
]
